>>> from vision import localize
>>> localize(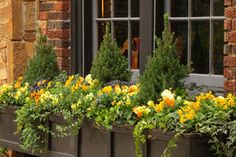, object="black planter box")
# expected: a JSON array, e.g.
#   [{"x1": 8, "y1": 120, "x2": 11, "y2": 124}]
[{"x1": 0, "y1": 106, "x2": 217, "y2": 157}]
